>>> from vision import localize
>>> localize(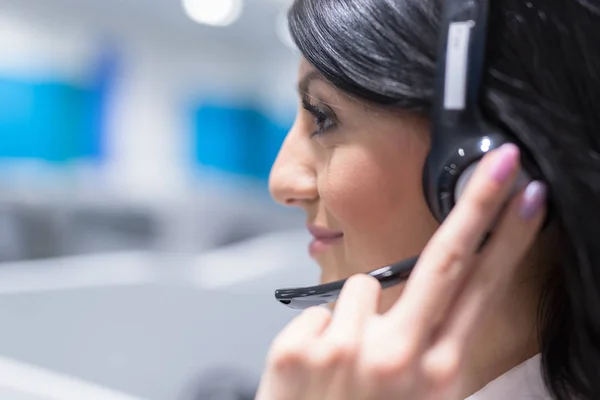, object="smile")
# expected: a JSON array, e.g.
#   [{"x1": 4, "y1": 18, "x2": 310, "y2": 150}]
[{"x1": 307, "y1": 224, "x2": 344, "y2": 258}]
